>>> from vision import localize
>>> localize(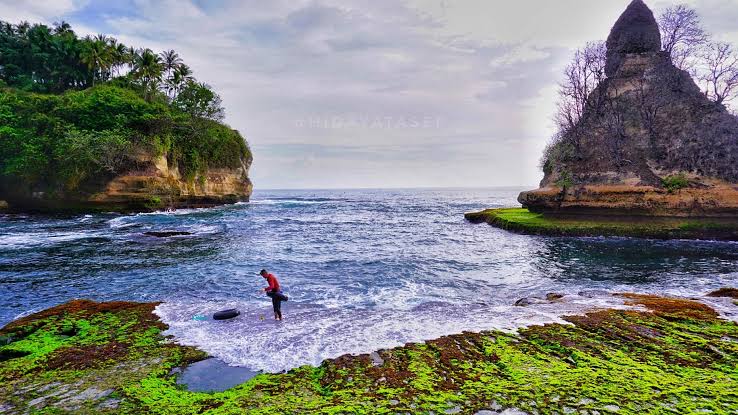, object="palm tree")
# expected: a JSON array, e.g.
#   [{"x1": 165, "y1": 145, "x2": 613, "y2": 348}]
[
  {"x1": 132, "y1": 48, "x2": 163, "y2": 101},
  {"x1": 80, "y1": 35, "x2": 112, "y2": 85},
  {"x1": 166, "y1": 63, "x2": 194, "y2": 98},
  {"x1": 53, "y1": 21, "x2": 72, "y2": 35},
  {"x1": 16, "y1": 21, "x2": 30, "y2": 35},
  {"x1": 160, "y1": 49, "x2": 182, "y2": 79},
  {"x1": 107, "y1": 38, "x2": 128, "y2": 77}
]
